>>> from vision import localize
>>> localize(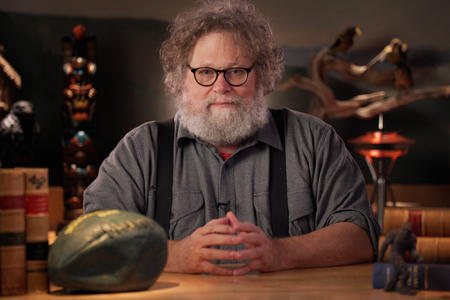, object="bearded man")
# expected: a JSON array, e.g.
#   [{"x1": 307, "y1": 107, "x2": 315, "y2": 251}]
[{"x1": 84, "y1": 0, "x2": 379, "y2": 275}]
